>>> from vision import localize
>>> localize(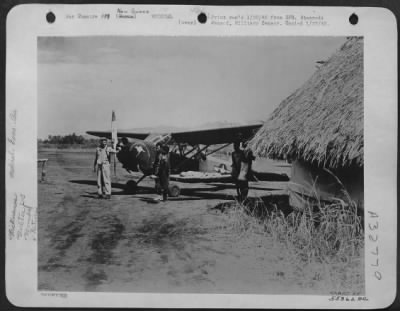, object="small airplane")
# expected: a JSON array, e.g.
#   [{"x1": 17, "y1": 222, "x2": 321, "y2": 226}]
[{"x1": 87, "y1": 112, "x2": 265, "y2": 196}]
